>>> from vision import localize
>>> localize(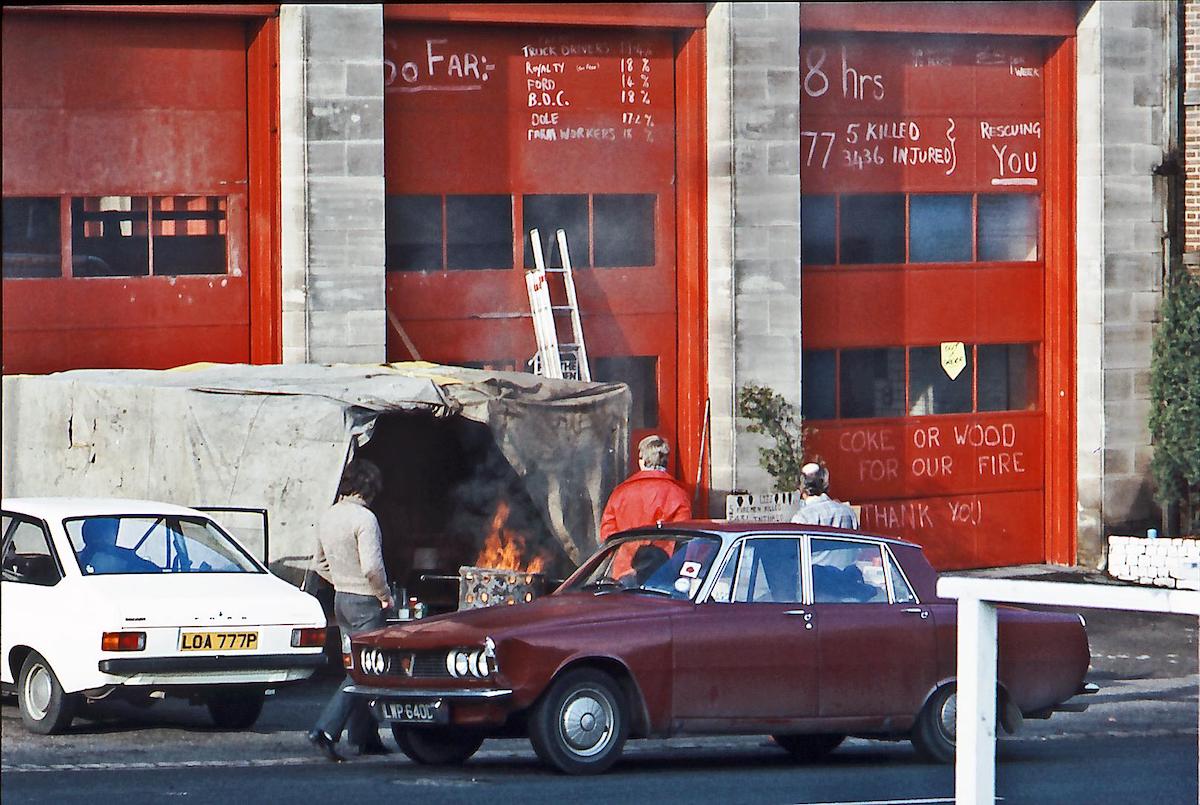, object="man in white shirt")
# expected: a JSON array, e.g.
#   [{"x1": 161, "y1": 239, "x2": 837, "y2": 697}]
[
  {"x1": 308, "y1": 458, "x2": 393, "y2": 762},
  {"x1": 791, "y1": 462, "x2": 859, "y2": 529}
]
